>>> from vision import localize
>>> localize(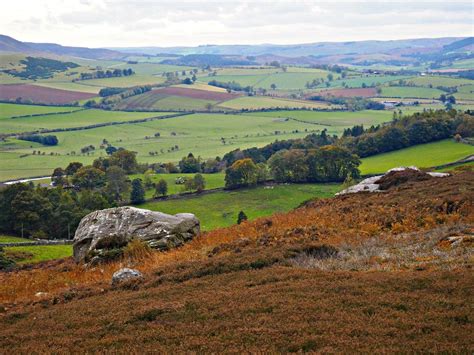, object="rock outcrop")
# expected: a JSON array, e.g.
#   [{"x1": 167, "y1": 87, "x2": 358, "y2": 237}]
[
  {"x1": 336, "y1": 167, "x2": 450, "y2": 195},
  {"x1": 73, "y1": 206, "x2": 200, "y2": 264}
]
